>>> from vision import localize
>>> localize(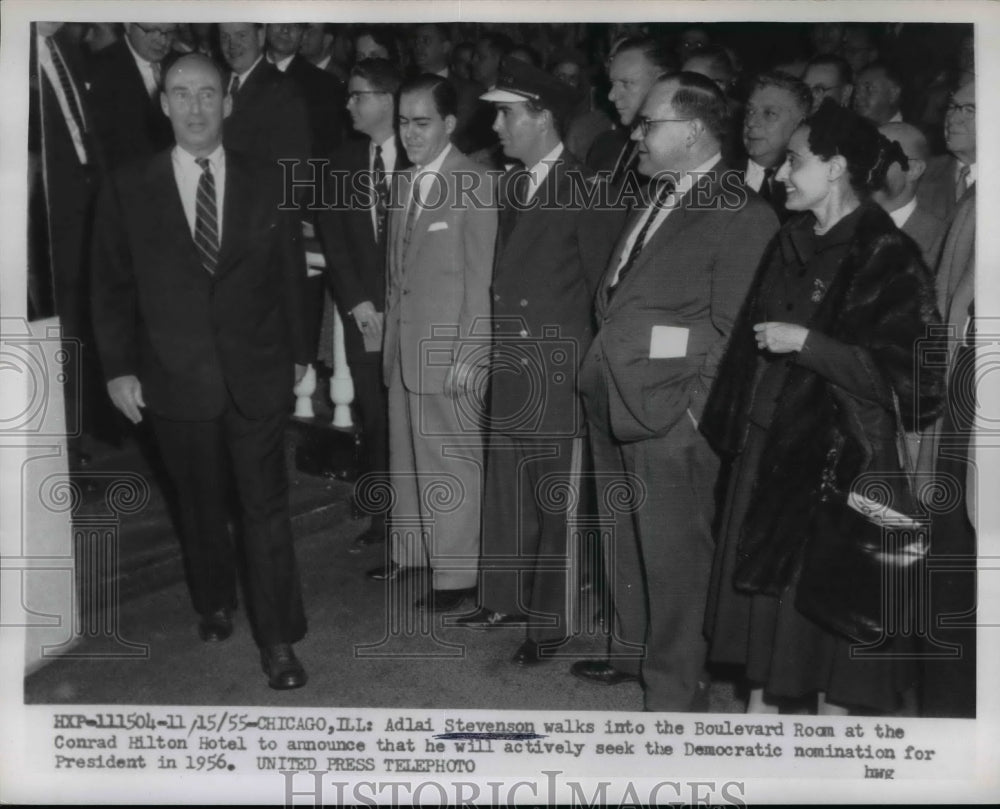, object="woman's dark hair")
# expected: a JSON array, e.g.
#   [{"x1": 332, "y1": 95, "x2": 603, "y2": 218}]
[{"x1": 803, "y1": 98, "x2": 889, "y2": 196}]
